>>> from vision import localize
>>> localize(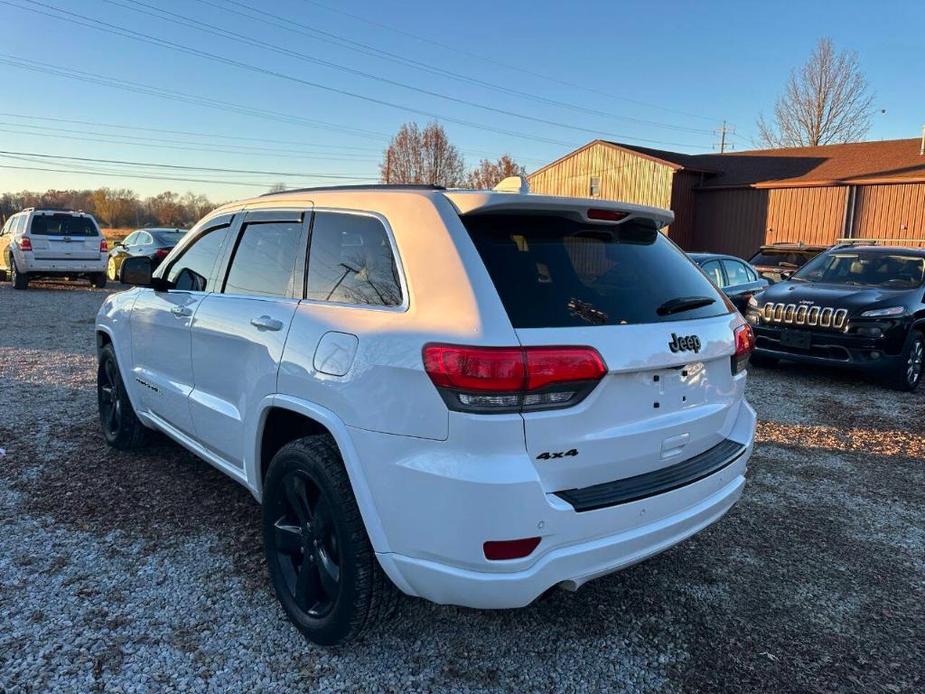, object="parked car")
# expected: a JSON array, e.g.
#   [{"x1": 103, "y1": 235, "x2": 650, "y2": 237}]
[
  {"x1": 746, "y1": 245, "x2": 925, "y2": 390},
  {"x1": 690, "y1": 252, "x2": 769, "y2": 313},
  {"x1": 107, "y1": 227, "x2": 187, "y2": 282},
  {"x1": 96, "y1": 183, "x2": 756, "y2": 646},
  {"x1": 0, "y1": 208, "x2": 107, "y2": 289},
  {"x1": 748, "y1": 242, "x2": 829, "y2": 283}
]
